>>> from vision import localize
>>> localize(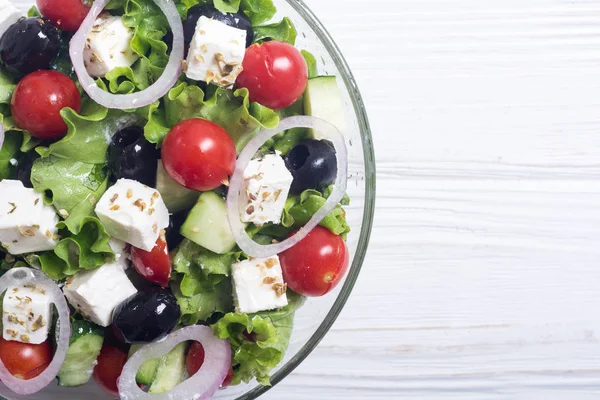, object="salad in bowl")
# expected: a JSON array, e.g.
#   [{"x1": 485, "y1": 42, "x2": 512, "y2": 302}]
[{"x1": 0, "y1": 0, "x2": 353, "y2": 399}]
